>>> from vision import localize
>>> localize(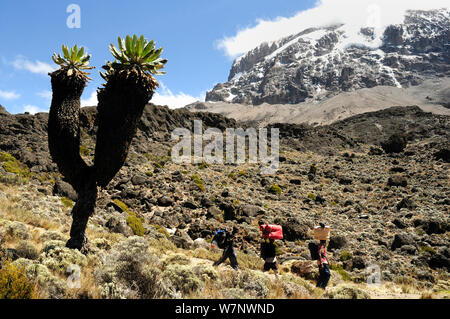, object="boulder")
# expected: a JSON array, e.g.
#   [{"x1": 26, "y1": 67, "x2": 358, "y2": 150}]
[
  {"x1": 387, "y1": 175, "x2": 407, "y2": 187},
  {"x1": 381, "y1": 133, "x2": 407, "y2": 154},
  {"x1": 105, "y1": 216, "x2": 133, "y2": 237},
  {"x1": 53, "y1": 179, "x2": 78, "y2": 201},
  {"x1": 282, "y1": 218, "x2": 311, "y2": 241},
  {"x1": 171, "y1": 230, "x2": 194, "y2": 249},
  {"x1": 328, "y1": 235, "x2": 348, "y2": 250},
  {"x1": 240, "y1": 205, "x2": 264, "y2": 218},
  {"x1": 396, "y1": 198, "x2": 416, "y2": 211},
  {"x1": 157, "y1": 196, "x2": 174, "y2": 207},
  {"x1": 291, "y1": 260, "x2": 316, "y2": 280},
  {"x1": 391, "y1": 233, "x2": 415, "y2": 250}
]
